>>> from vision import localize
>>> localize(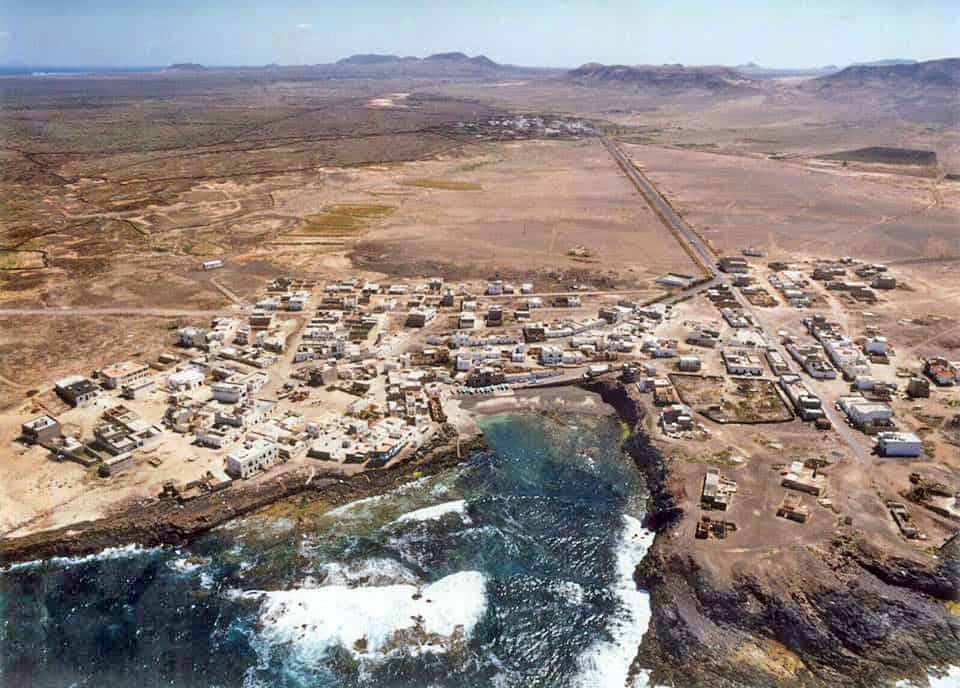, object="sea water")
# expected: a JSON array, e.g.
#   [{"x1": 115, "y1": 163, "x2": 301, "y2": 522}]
[{"x1": 0, "y1": 413, "x2": 656, "y2": 688}]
